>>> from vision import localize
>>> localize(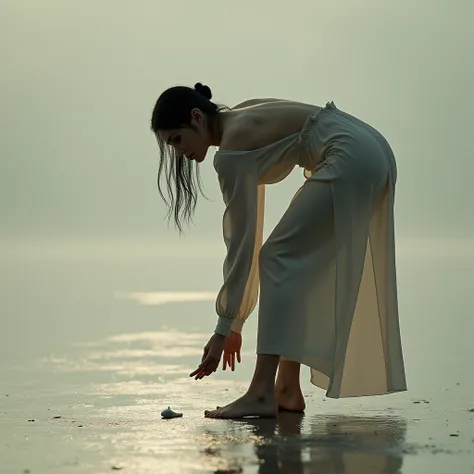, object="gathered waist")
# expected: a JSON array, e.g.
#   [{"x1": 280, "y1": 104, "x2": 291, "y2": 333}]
[
  {"x1": 297, "y1": 101, "x2": 339, "y2": 175},
  {"x1": 296, "y1": 101, "x2": 396, "y2": 181}
]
